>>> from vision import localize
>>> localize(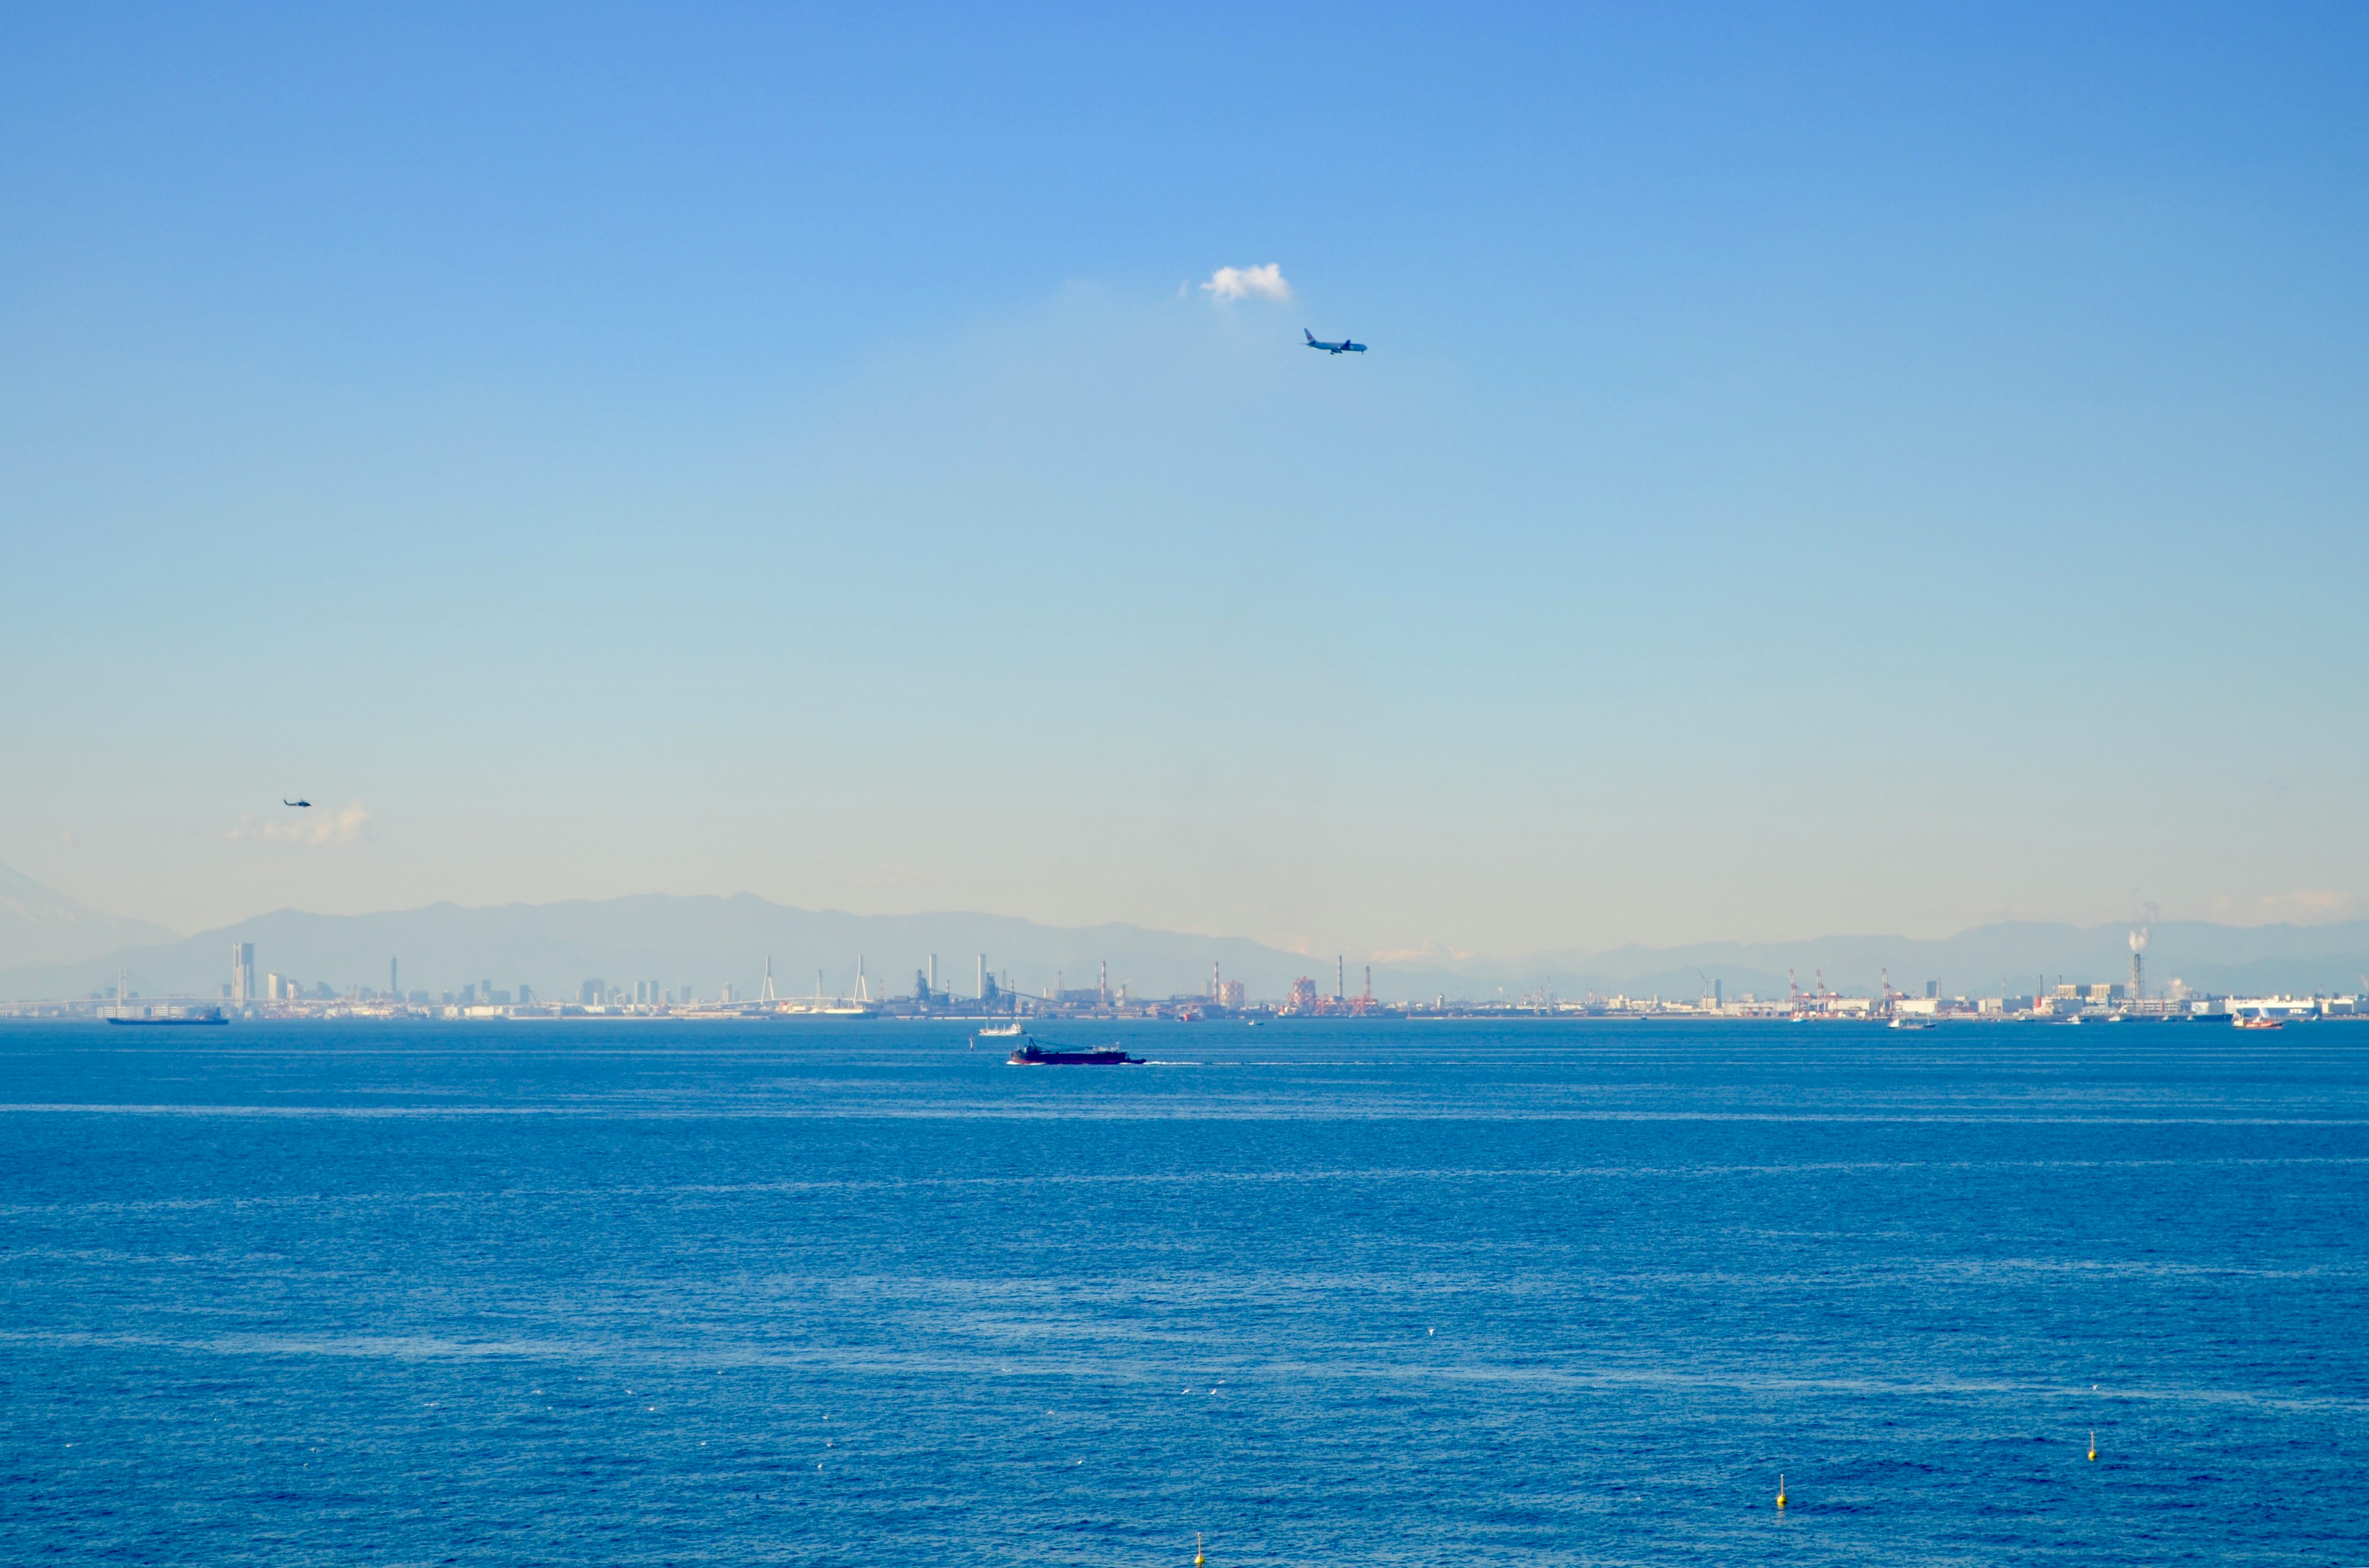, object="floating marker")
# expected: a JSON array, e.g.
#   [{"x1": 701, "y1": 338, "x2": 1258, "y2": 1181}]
[
  {"x1": 2088, "y1": 1430, "x2": 2097, "y2": 1463},
  {"x1": 1776, "y1": 1474, "x2": 1787, "y2": 1509},
  {"x1": 1195, "y1": 1532, "x2": 1205, "y2": 1566}
]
